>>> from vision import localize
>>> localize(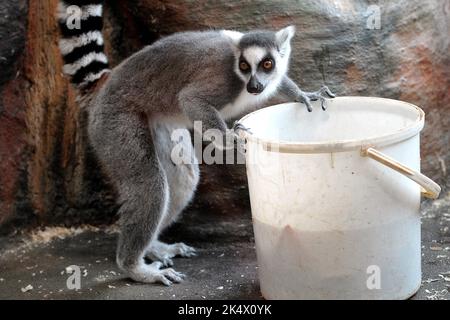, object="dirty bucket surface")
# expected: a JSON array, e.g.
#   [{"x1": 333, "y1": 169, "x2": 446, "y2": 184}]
[{"x1": 239, "y1": 97, "x2": 426, "y2": 300}]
